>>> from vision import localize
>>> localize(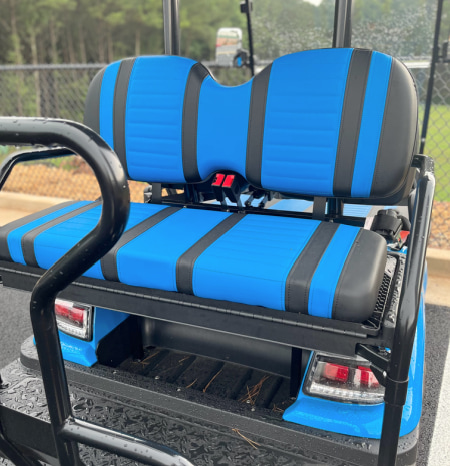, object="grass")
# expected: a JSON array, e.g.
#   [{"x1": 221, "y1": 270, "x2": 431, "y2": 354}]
[{"x1": 421, "y1": 104, "x2": 450, "y2": 202}]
